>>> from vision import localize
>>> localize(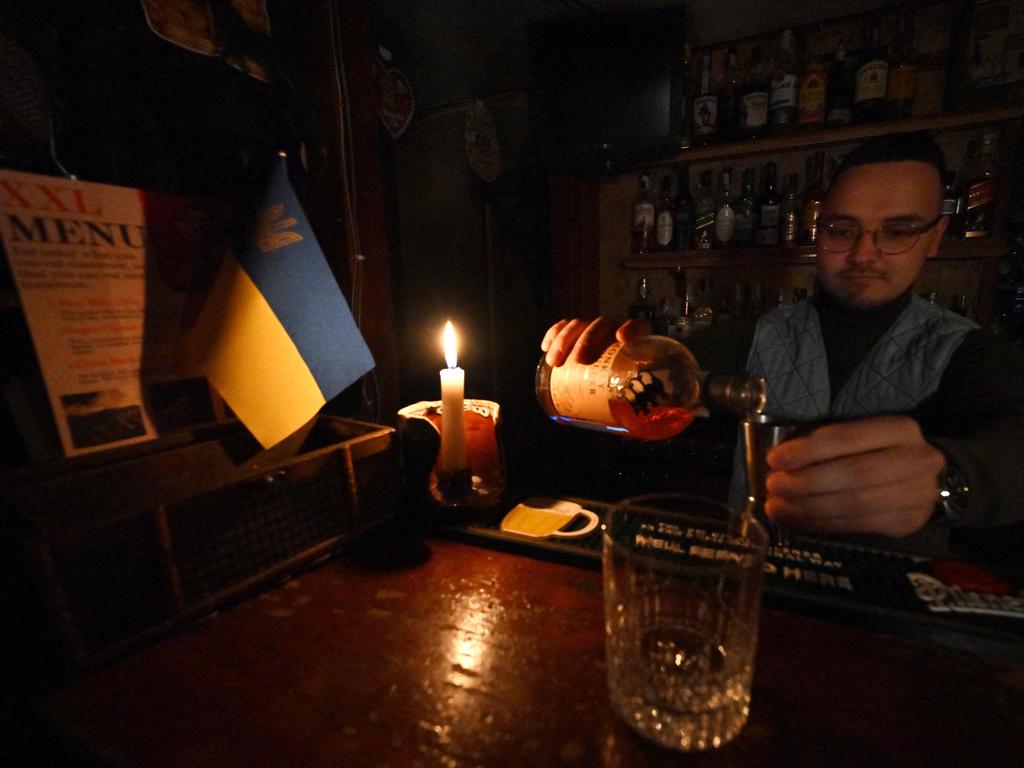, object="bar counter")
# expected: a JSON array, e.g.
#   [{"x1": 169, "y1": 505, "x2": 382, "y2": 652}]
[{"x1": 27, "y1": 523, "x2": 1024, "y2": 768}]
